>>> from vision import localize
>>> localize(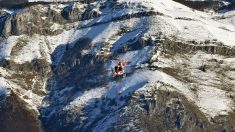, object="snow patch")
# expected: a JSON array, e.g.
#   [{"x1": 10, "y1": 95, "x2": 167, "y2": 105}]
[
  {"x1": 197, "y1": 86, "x2": 233, "y2": 118},
  {"x1": 0, "y1": 77, "x2": 8, "y2": 97},
  {"x1": 68, "y1": 87, "x2": 106, "y2": 109},
  {"x1": 50, "y1": 23, "x2": 61, "y2": 31},
  {"x1": 0, "y1": 36, "x2": 21, "y2": 60}
]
